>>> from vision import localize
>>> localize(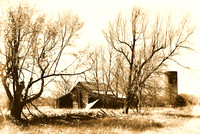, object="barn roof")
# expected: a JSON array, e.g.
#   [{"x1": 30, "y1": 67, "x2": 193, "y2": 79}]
[
  {"x1": 74, "y1": 81, "x2": 125, "y2": 98},
  {"x1": 57, "y1": 81, "x2": 125, "y2": 100}
]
